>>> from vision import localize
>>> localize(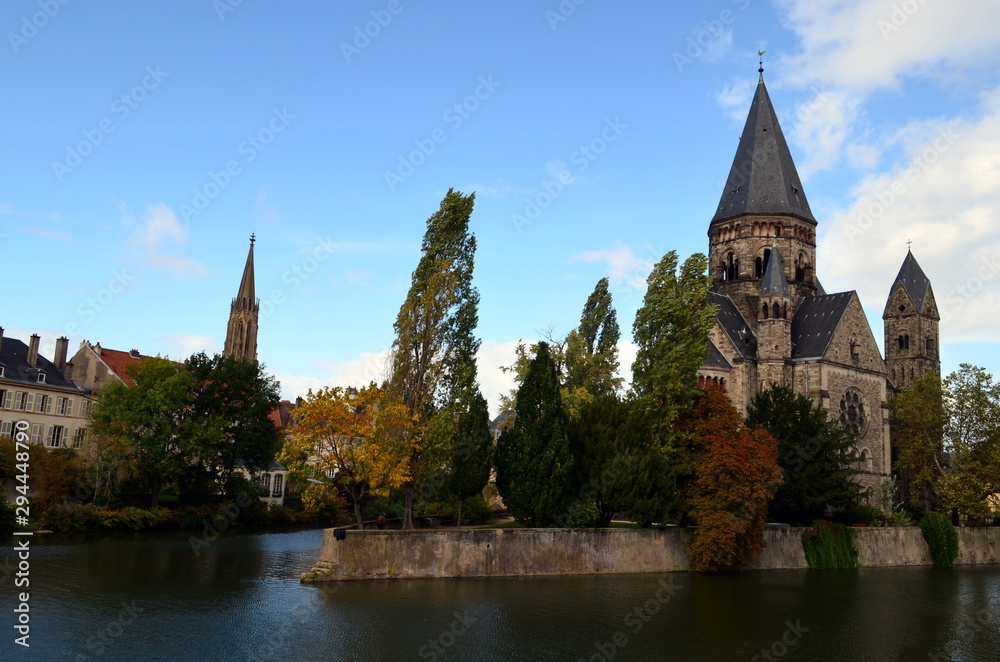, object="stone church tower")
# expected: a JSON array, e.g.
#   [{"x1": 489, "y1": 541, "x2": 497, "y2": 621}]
[
  {"x1": 696, "y1": 67, "x2": 936, "y2": 495},
  {"x1": 883, "y1": 250, "x2": 940, "y2": 388},
  {"x1": 224, "y1": 235, "x2": 259, "y2": 361}
]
